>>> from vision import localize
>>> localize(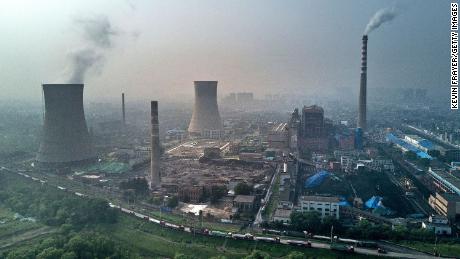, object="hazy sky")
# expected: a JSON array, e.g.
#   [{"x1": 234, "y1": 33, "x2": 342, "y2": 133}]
[{"x1": 0, "y1": 0, "x2": 450, "y2": 102}]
